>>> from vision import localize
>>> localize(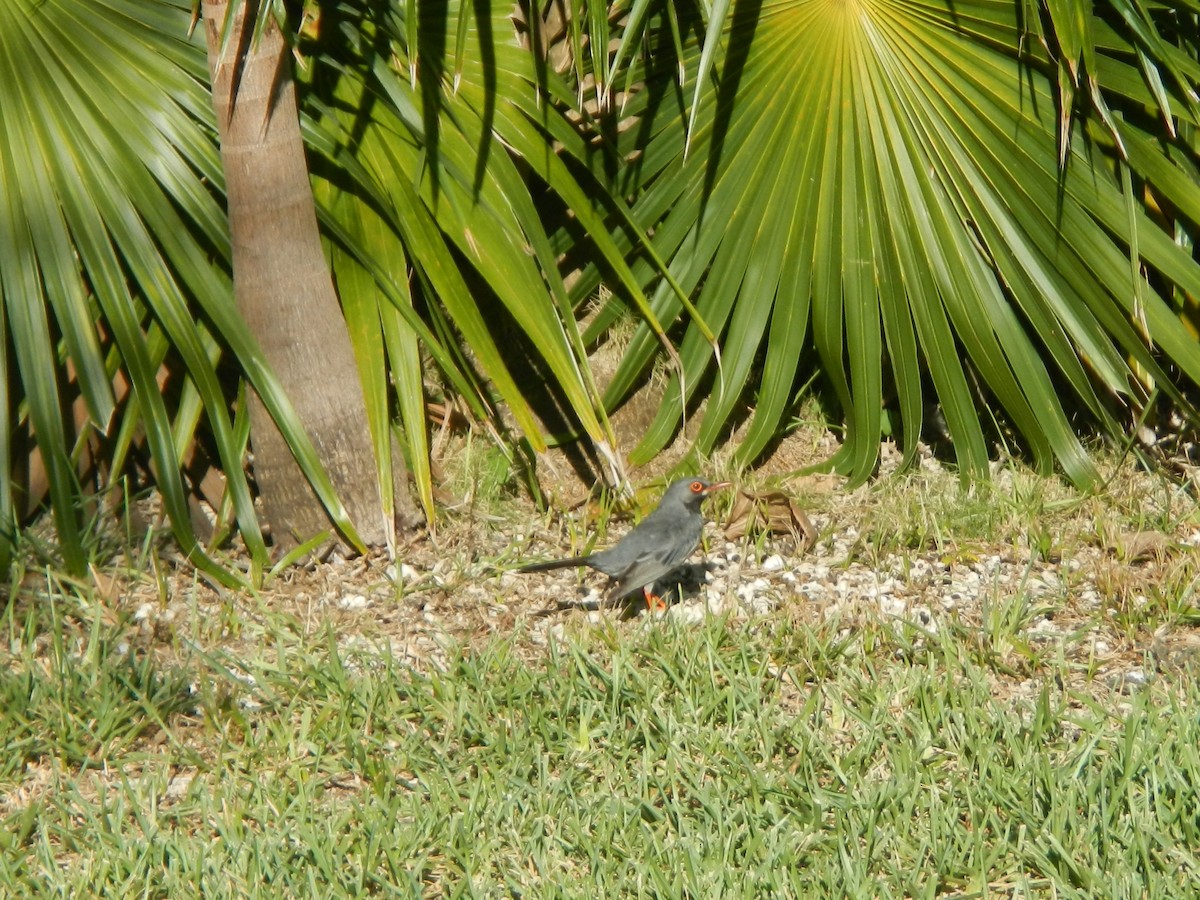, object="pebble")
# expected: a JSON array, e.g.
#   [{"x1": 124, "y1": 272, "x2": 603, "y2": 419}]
[
  {"x1": 669, "y1": 603, "x2": 706, "y2": 625},
  {"x1": 1029, "y1": 617, "x2": 1062, "y2": 639},
  {"x1": 1108, "y1": 668, "x2": 1153, "y2": 692},
  {"x1": 761, "y1": 554, "x2": 785, "y2": 573},
  {"x1": 165, "y1": 772, "x2": 195, "y2": 801},
  {"x1": 746, "y1": 595, "x2": 775, "y2": 616},
  {"x1": 338, "y1": 593, "x2": 370, "y2": 610},
  {"x1": 910, "y1": 606, "x2": 936, "y2": 632},
  {"x1": 707, "y1": 591, "x2": 732, "y2": 615}
]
